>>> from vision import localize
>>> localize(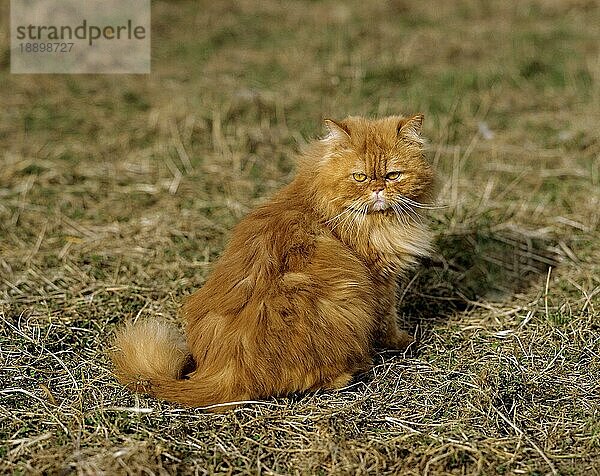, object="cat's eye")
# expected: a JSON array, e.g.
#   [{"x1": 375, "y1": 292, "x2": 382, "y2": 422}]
[
  {"x1": 386, "y1": 171, "x2": 401, "y2": 181},
  {"x1": 352, "y1": 172, "x2": 368, "y2": 182}
]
